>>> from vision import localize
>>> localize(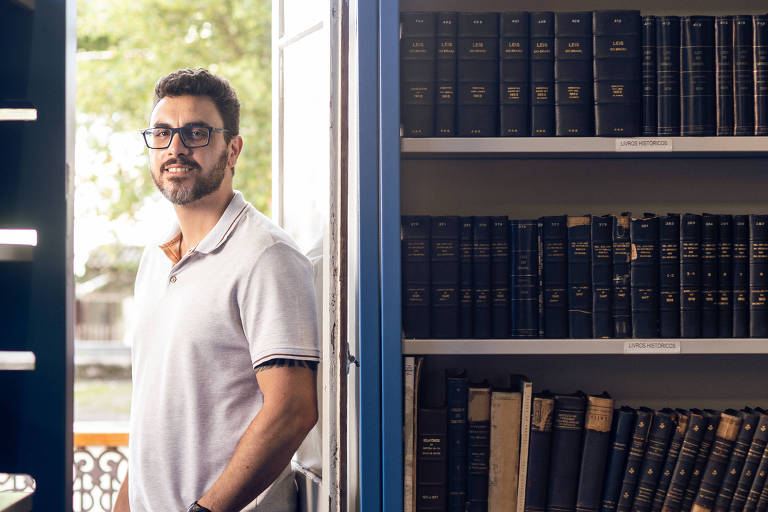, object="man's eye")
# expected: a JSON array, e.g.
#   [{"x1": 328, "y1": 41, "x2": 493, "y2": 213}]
[
  {"x1": 156, "y1": 129, "x2": 171, "y2": 137},
  {"x1": 190, "y1": 129, "x2": 205, "y2": 138}
]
